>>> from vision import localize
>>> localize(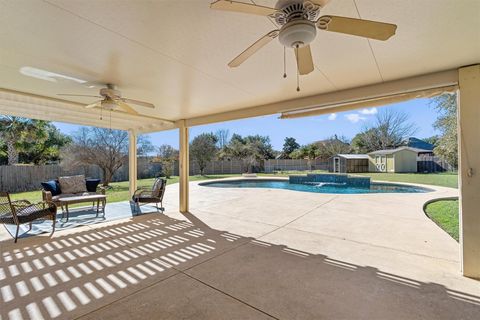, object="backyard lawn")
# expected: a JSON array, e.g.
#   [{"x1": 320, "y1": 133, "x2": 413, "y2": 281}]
[
  {"x1": 10, "y1": 171, "x2": 458, "y2": 204},
  {"x1": 357, "y1": 172, "x2": 458, "y2": 189},
  {"x1": 9, "y1": 174, "x2": 238, "y2": 204},
  {"x1": 424, "y1": 199, "x2": 459, "y2": 241}
]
